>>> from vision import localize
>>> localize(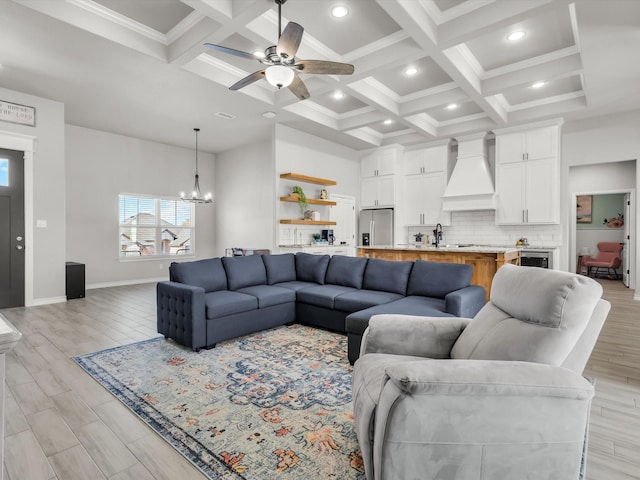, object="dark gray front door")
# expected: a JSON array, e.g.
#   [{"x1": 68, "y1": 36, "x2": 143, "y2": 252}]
[{"x1": 0, "y1": 148, "x2": 25, "y2": 308}]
